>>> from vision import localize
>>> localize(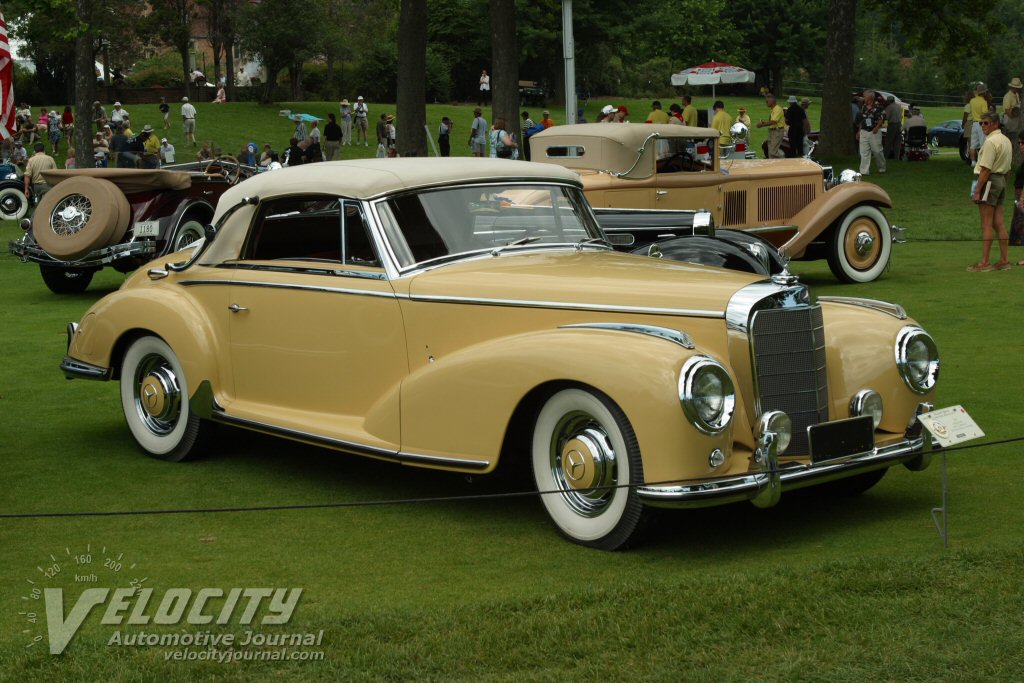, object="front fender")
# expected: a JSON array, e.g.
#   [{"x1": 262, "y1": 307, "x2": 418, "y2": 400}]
[
  {"x1": 68, "y1": 284, "x2": 226, "y2": 399},
  {"x1": 399, "y1": 327, "x2": 750, "y2": 483},
  {"x1": 782, "y1": 182, "x2": 892, "y2": 258}
]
